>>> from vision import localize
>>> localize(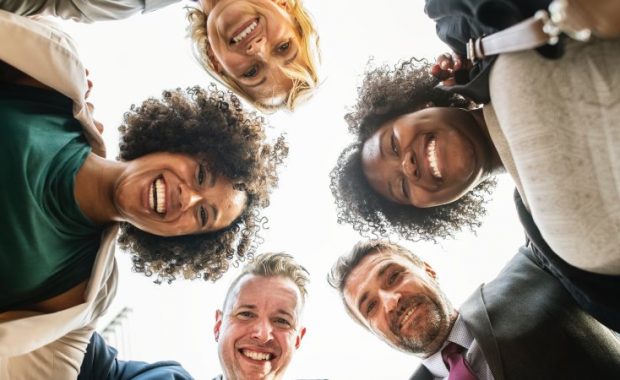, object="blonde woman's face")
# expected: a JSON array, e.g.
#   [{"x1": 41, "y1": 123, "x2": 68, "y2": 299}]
[{"x1": 206, "y1": 0, "x2": 302, "y2": 105}]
